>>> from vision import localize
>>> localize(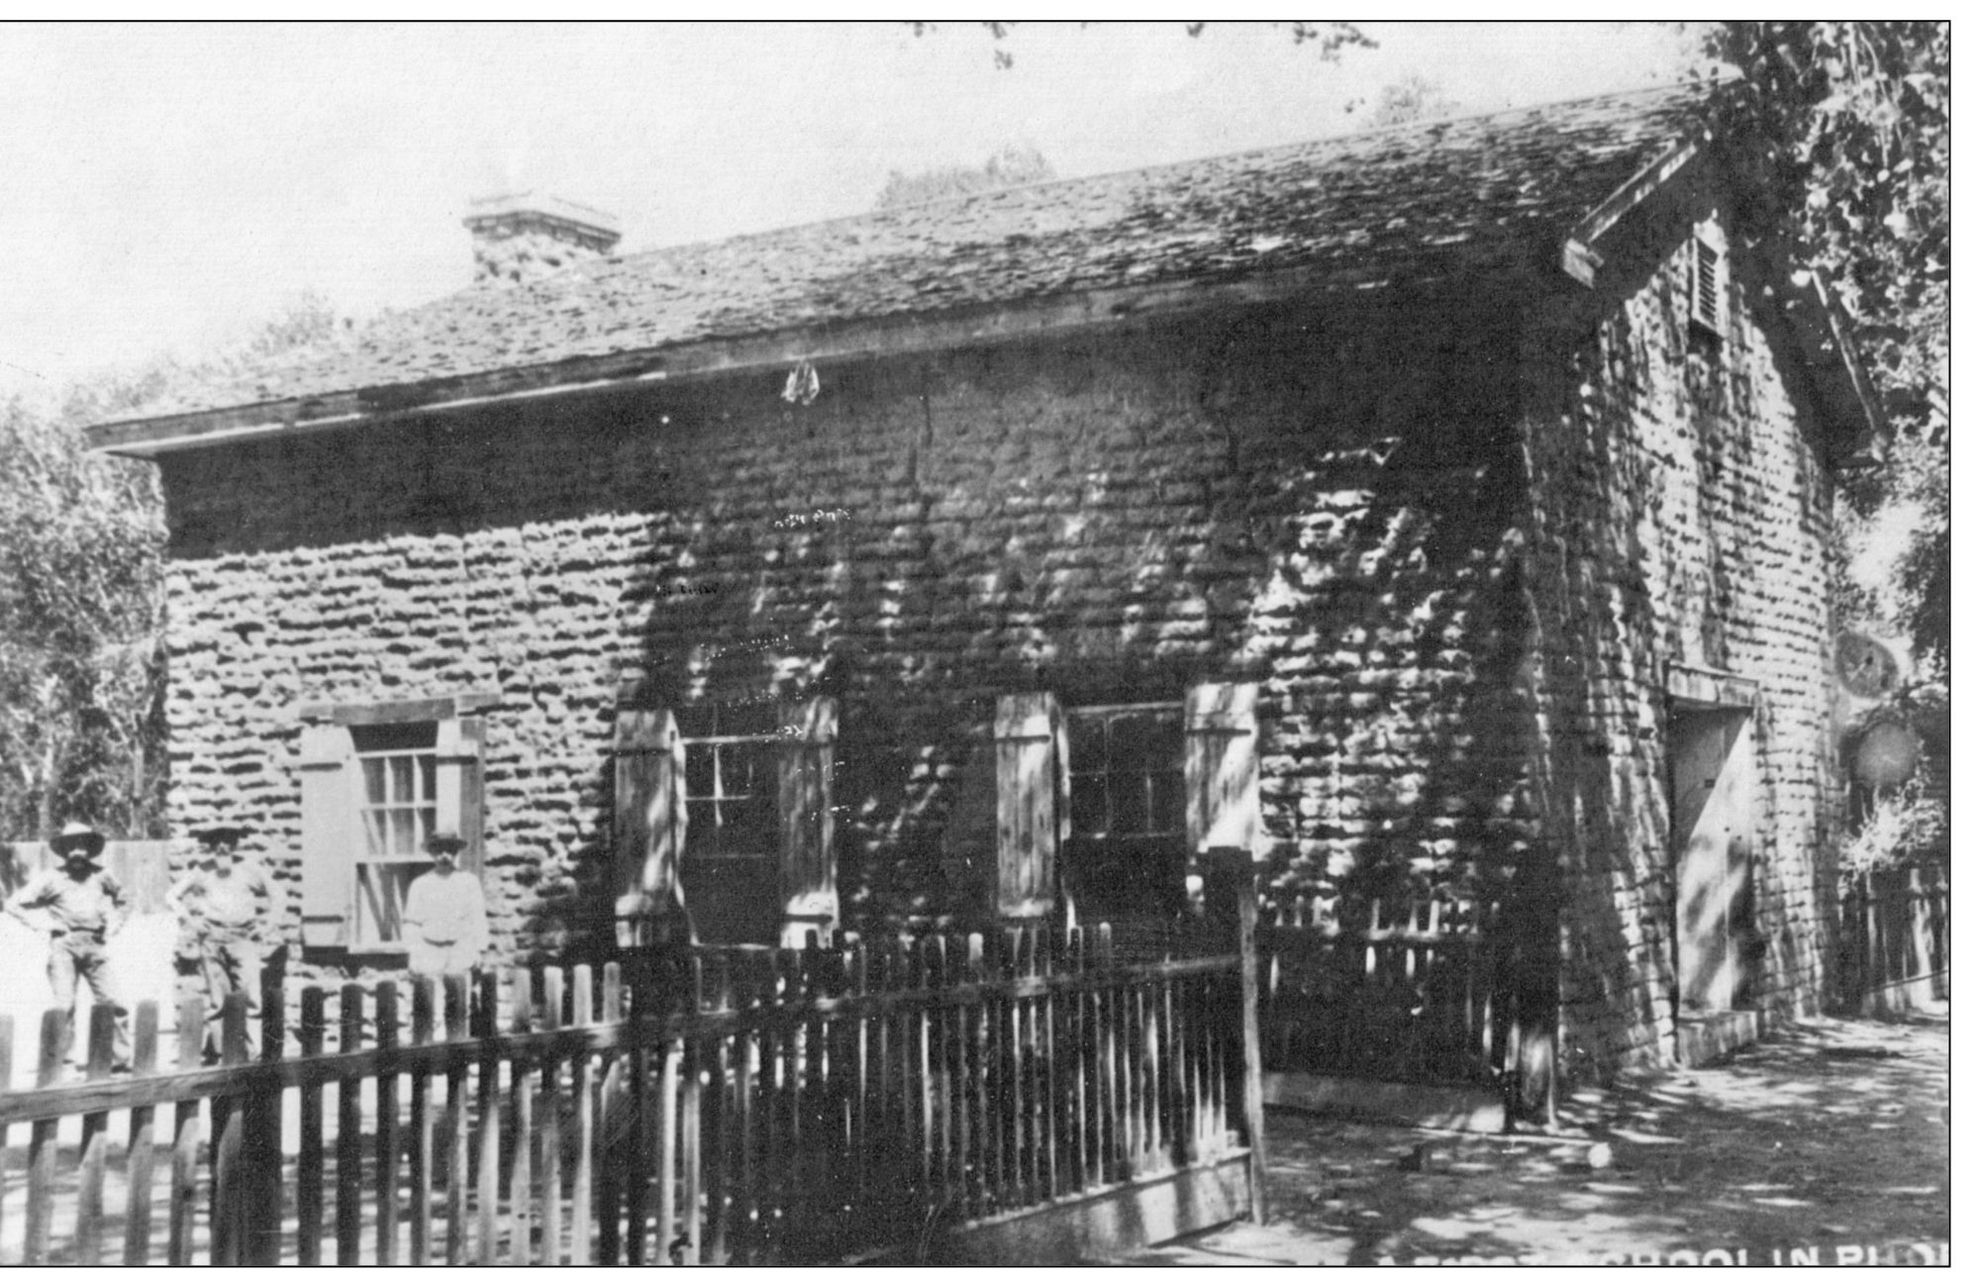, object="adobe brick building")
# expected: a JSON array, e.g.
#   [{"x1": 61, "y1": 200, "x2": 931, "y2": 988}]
[{"x1": 91, "y1": 86, "x2": 1880, "y2": 1086}]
